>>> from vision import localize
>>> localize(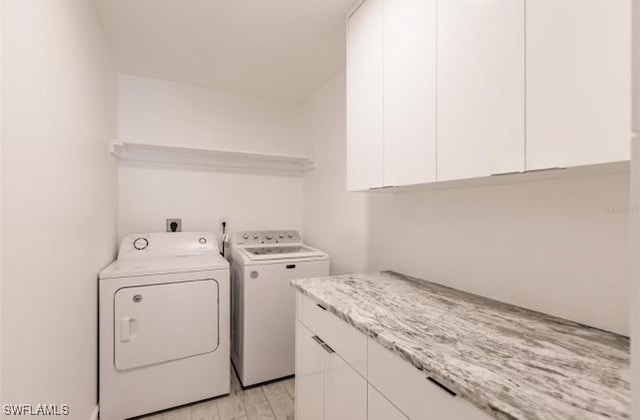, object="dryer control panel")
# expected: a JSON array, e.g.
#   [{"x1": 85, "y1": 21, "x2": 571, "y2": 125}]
[
  {"x1": 118, "y1": 232, "x2": 219, "y2": 259},
  {"x1": 233, "y1": 230, "x2": 302, "y2": 246}
]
